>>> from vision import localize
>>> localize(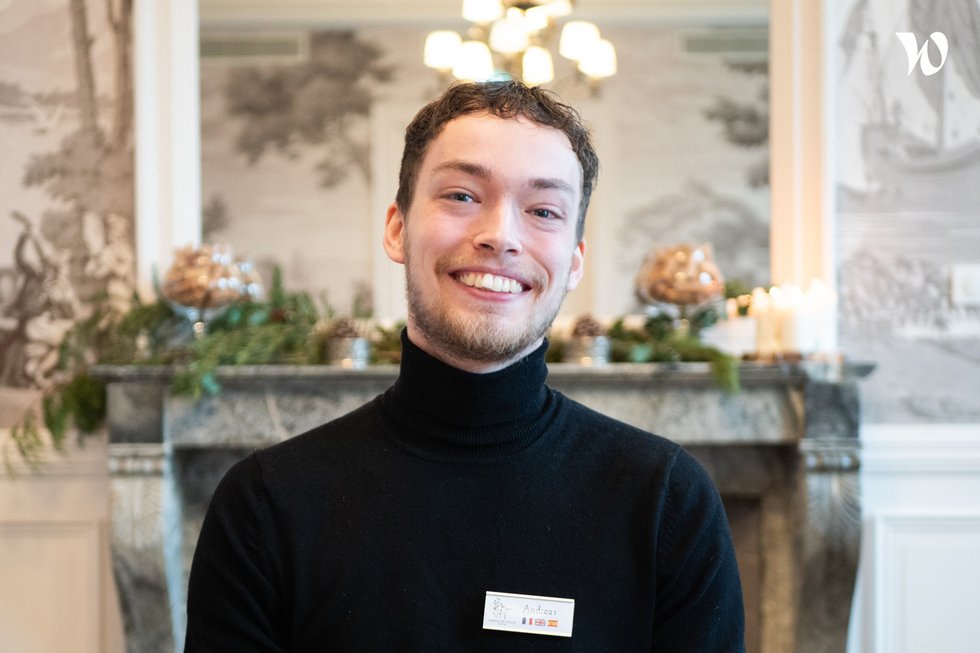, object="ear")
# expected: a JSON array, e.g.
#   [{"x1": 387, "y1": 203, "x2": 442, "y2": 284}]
[
  {"x1": 565, "y1": 238, "x2": 586, "y2": 291},
  {"x1": 383, "y1": 202, "x2": 406, "y2": 264}
]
